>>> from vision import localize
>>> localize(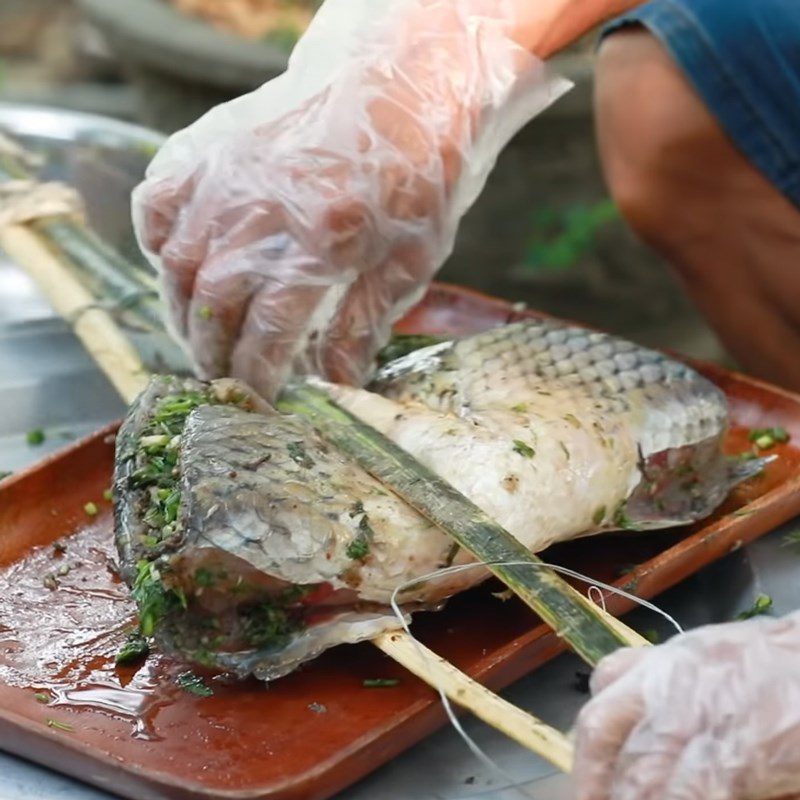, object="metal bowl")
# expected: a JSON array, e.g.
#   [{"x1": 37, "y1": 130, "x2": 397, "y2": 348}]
[{"x1": 0, "y1": 103, "x2": 163, "y2": 470}]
